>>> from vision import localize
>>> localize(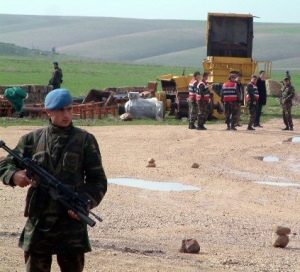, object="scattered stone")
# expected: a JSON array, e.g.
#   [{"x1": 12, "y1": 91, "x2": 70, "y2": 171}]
[
  {"x1": 148, "y1": 158, "x2": 155, "y2": 163},
  {"x1": 146, "y1": 162, "x2": 156, "y2": 168},
  {"x1": 191, "y1": 163, "x2": 199, "y2": 168},
  {"x1": 120, "y1": 113, "x2": 133, "y2": 121},
  {"x1": 273, "y1": 234, "x2": 289, "y2": 248},
  {"x1": 179, "y1": 239, "x2": 200, "y2": 254},
  {"x1": 273, "y1": 225, "x2": 291, "y2": 235}
]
